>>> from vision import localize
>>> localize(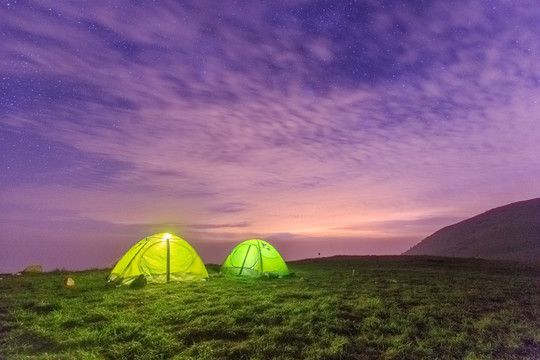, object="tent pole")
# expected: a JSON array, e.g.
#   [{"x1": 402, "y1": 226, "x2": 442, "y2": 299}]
[
  {"x1": 238, "y1": 245, "x2": 252, "y2": 276},
  {"x1": 166, "y1": 238, "x2": 170, "y2": 282},
  {"x1": 259, "y1": 241, "x2": 263, "y2": 274}
]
